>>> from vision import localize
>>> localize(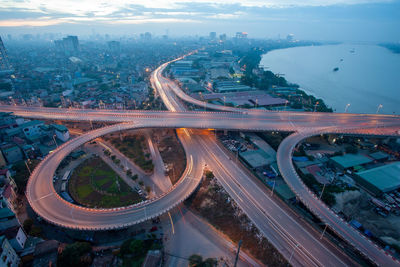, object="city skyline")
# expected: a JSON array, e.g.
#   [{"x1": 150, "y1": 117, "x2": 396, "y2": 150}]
[{"x1": 0, "y1": 0, "x2": 400, "y2": 42}]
